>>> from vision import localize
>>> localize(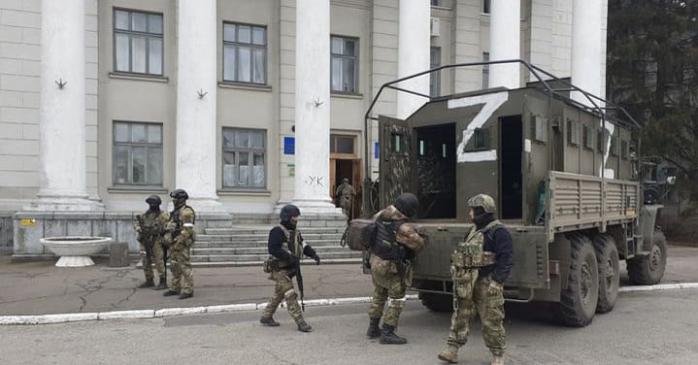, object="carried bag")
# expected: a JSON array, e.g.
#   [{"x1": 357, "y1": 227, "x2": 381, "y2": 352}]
[{"x1": 341, "y1": 219, "x2": 376, "y2": 251}]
